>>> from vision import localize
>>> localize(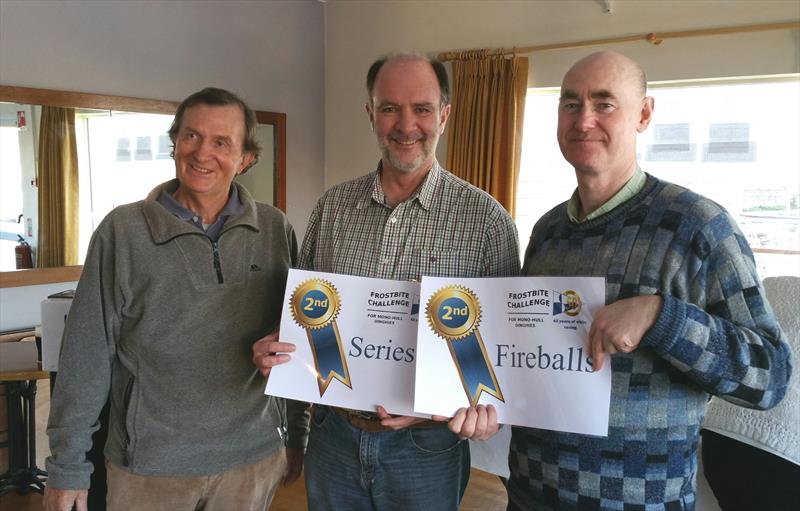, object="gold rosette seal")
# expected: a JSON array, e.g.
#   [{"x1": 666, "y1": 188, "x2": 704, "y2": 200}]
[
  {"x1": 426, "y1": 285, "x2": 504, "y2": 407},
  {"x1": 291, "y1": 279, "x2": 351, "y2": 396}
]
